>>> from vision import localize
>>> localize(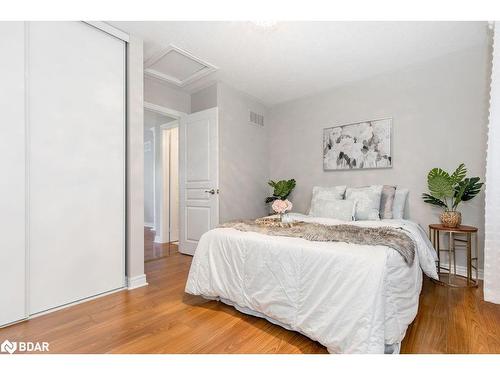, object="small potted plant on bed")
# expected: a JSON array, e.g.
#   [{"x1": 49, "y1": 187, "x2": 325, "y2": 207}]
[
  {"x1": 422, "y1": 163, "x2": 483, "y2": 228},
  {"x1": 265, "y1": 179, "x2": 296, "y2": 204},
  {"x1": 266, "y1": 179, "x2": 296, "y2": 220}
]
